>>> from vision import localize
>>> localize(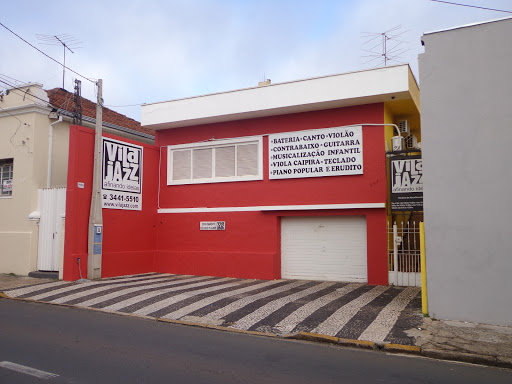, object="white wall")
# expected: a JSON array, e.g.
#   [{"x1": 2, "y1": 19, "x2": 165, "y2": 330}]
[{"x1": 419, "y1": 18, "x2": 512, "y2": 325}]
